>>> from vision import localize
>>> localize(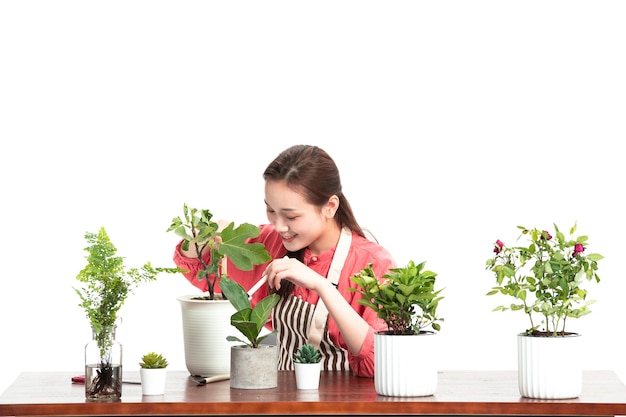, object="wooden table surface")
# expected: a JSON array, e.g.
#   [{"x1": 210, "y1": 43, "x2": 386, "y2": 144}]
[{"x1": 2, "y1": 370, "x2": 626, "y2": 416}]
